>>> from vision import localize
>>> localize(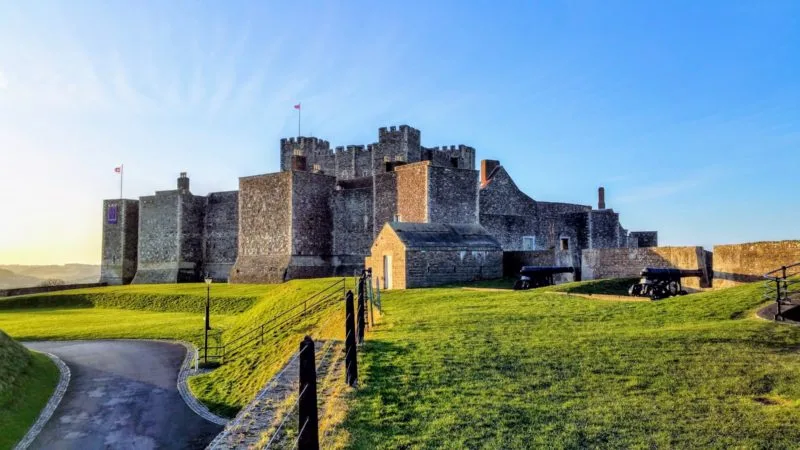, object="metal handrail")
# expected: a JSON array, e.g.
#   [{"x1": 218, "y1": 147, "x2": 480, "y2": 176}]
[
  {"x1": 223, "y1": 283, "x2": 344, "y2": 361},
  {"x1": 763, "y1": 263, "x2": 800, "y2": 320},
  {"x1": 224, "y1": 279, "x2": 344, "y2": 349}
]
